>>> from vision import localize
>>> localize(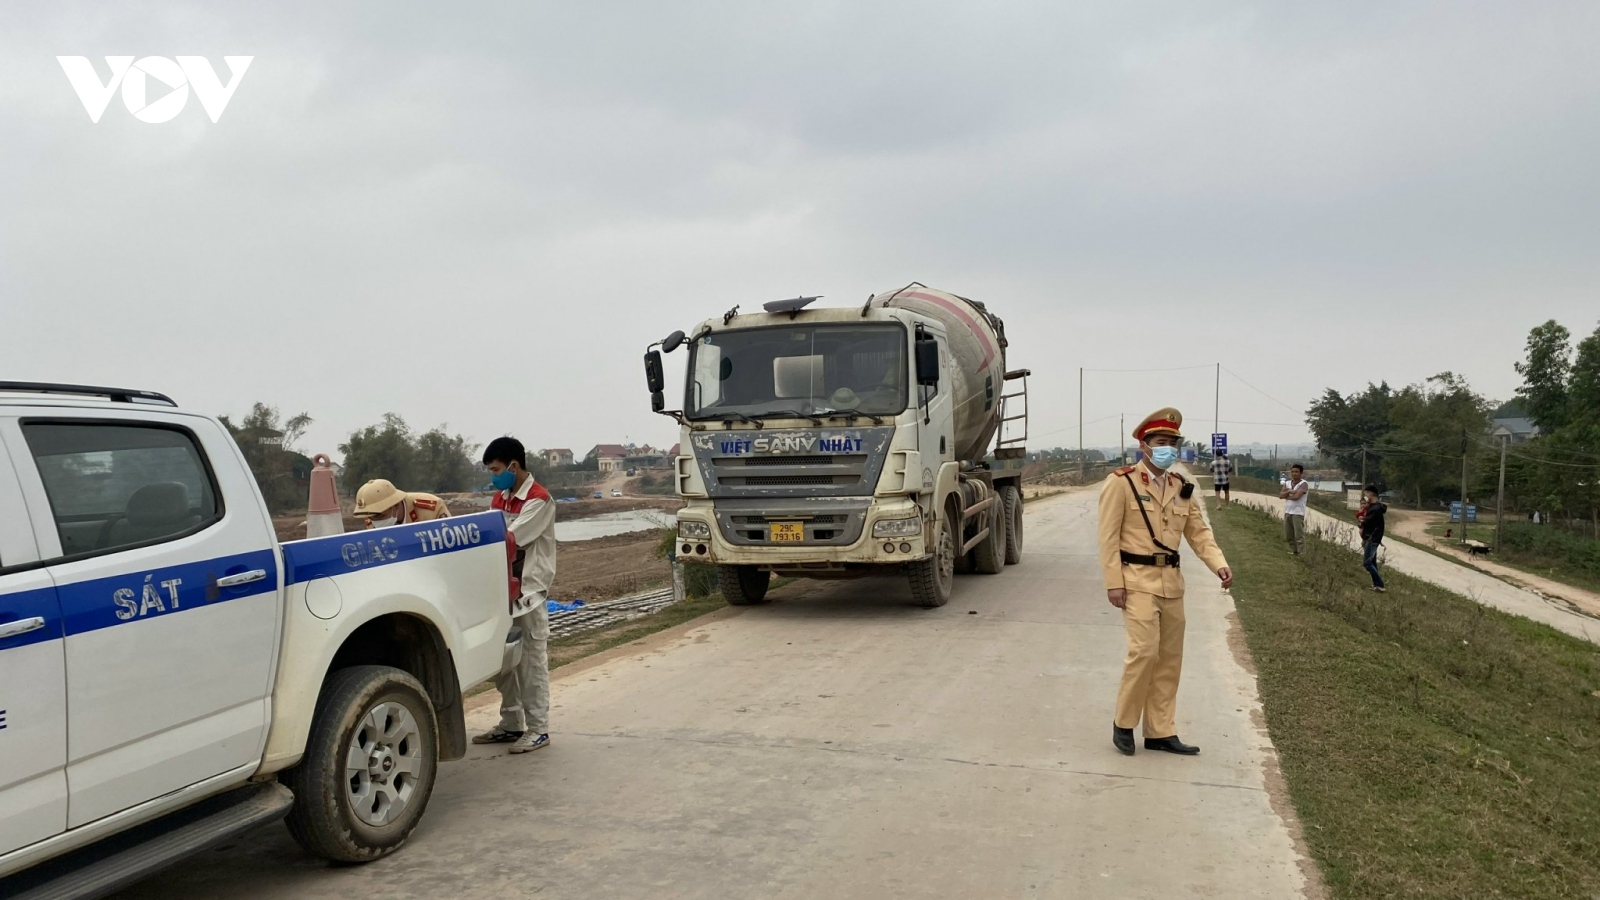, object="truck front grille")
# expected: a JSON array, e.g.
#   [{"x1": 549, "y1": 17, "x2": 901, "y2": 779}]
[{"x1": 710, "y1": 454, "x2": 868, "y2": 490}]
